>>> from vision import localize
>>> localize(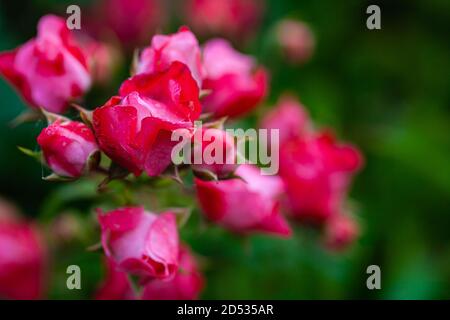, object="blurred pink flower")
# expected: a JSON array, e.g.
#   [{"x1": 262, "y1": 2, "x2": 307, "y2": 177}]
[
  {"x1": 0, "y1": 15, "x2": 91, "y2": 113},
  {"x1": 195, "y1": 164, "x2": 291, "y2": 237},
  {"x1": 0, "y1": 219, "x2": 47, "y2": 299},
  {"x1": 97, "y1": 206, "x2": 179, "y2": 282},
  {"x1": 95, "y1": 258, "x2": 135, "y2": 300},
  {"x1": 141, "y1": 245, "x2": 204, "y2": 300},
  {"x1": 84, "y1": 40, "x2": 121, "y2": 86},
  {"x1": 88, "y1": 0, "x2": 166, "y2": 49},
  {"x1": 324, "y1": 214, "x2": 360, "y2": 251},
  {"x1": 185, "y1": 0, "x2": 264, "y2": 41},
  {"x1": 275, "y1": 19, "x2": 315, "y2": 64},
  {"x1": 280, "y1": 131, "x2": 363, "y2": 224},
  {"x1": 260, "y1": 95, "x2": 311, "y2": 148}
]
